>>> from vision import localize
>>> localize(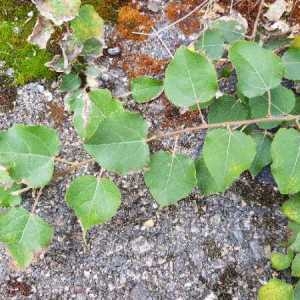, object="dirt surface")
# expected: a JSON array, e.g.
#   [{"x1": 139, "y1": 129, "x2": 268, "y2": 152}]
[{"x1": 0, "y1": 0, "x2": 296, "y2": 299}]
